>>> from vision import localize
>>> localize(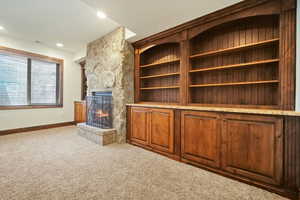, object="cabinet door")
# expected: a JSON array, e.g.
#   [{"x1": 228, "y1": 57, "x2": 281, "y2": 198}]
[
  {"x1": 181, "y1": 111, "x2": 221, "y2": 168},
  {"x1": 74, "y1": 102, "x2": 84, "y2": 123},
  {"x1": 149, "y1": 109, "x2": 174, "y2": 153},
  {"x1": 74, "y1": 102, "x2": 86, "y2": 123},
  {"x1": 130, "y1": 107, "x2": 149, "y2": 146},
  {"x1": 221, "y1": 114, "x2": 283, "y2": 185}
]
